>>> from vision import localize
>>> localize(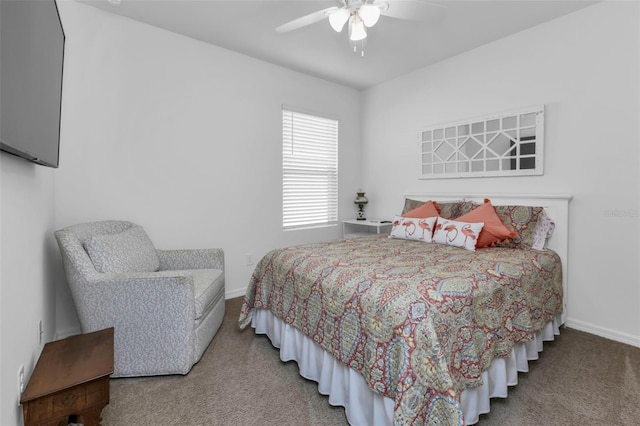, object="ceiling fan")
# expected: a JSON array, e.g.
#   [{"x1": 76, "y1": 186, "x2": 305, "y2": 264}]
[{"x1": 275, "y1": 0, "x2": 445, "y2": 55}]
